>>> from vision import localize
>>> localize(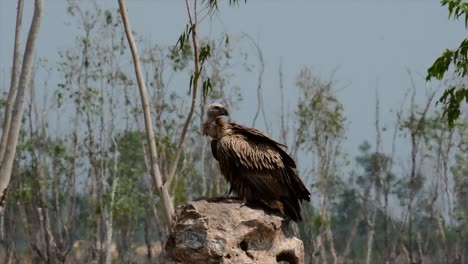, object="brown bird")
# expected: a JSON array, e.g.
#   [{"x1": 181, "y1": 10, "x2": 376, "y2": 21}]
[{"x1": 202, "y1": 103, "x2": 310, "y2": 222}]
